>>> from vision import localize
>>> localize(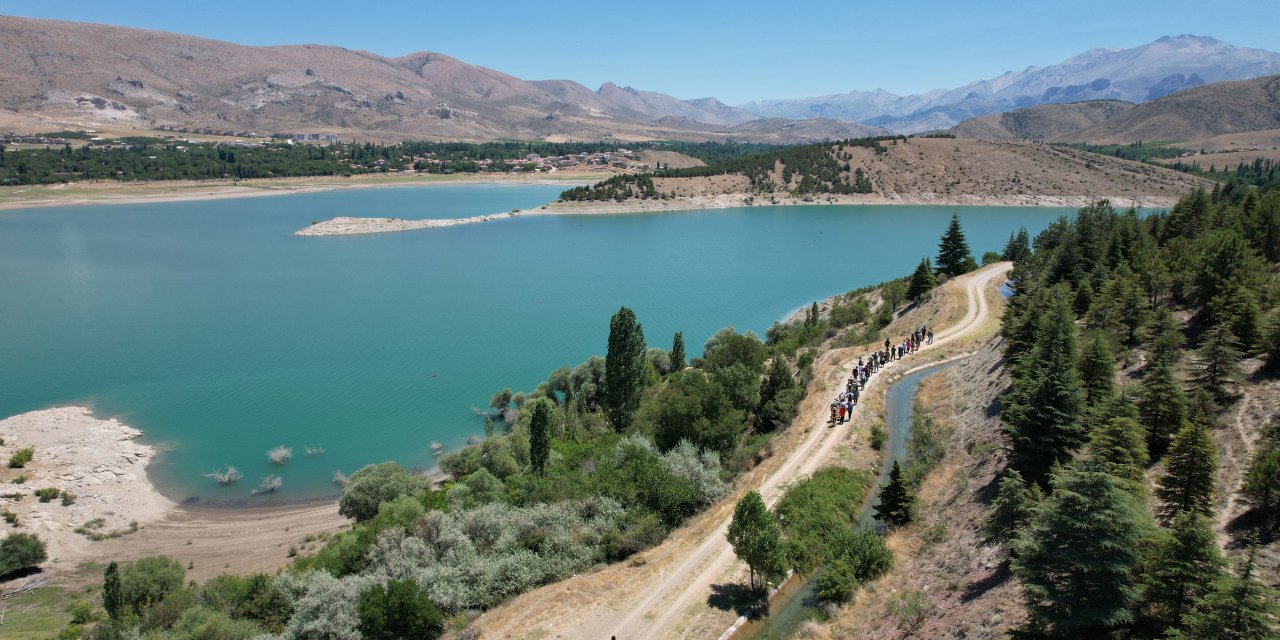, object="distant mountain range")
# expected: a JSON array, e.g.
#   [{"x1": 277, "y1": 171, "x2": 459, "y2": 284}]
[
  {"x1": 0, "y1": 15, "x2": 885, "y2": 143},
  {"x1": 949, "y1": 74, "x2": 1280, "y2": 143},
  {"x1": 739, "y1": 35, "x2": 1280, "y2": 133},
  {"x1": 1, "y1": 15, "x2": 1278, "y2": 144}
]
